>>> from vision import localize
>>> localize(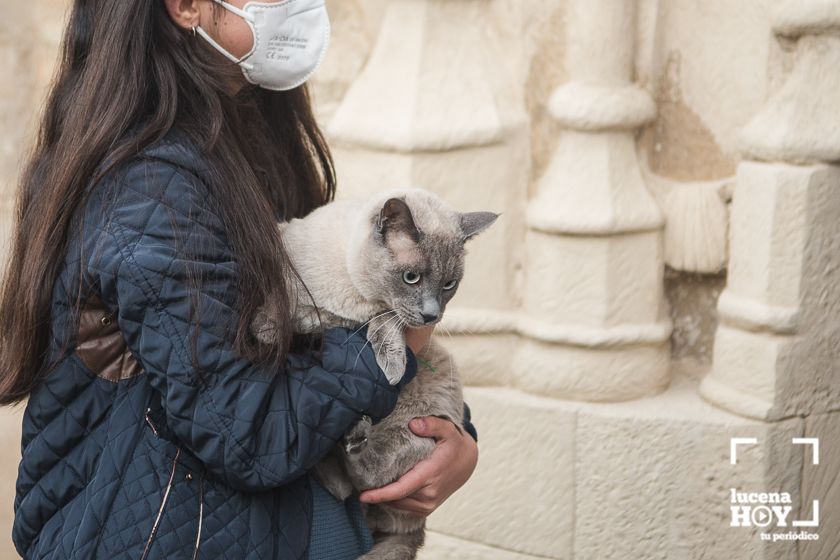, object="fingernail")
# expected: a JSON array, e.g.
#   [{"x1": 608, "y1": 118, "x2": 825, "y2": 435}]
[{"x1": 410, "y1": 418, "x2": 425, "y2": 431}]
